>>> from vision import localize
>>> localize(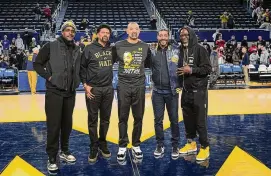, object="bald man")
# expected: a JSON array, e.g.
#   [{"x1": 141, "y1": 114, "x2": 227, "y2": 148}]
[{"x1": 112, "y1": 22, "x2": 151, "y2": 163}]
